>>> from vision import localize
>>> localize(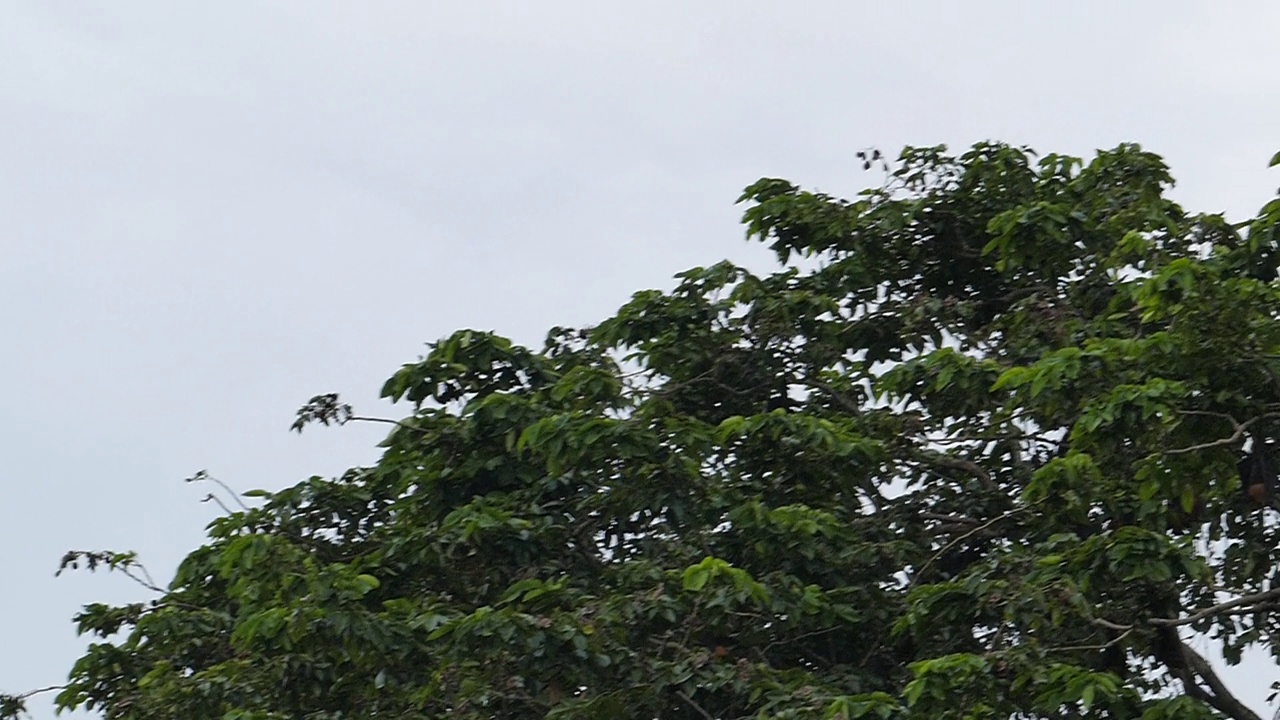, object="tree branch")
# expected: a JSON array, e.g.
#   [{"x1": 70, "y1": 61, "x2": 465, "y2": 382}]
[
  {"x1": 352, "y1": 415, "x2": 429, "y2": 433},
  {"x1": 1097, "y1": 593, "x2": 1272, "y2": 720},
  {"x1": 675, "y1": 690, "x2": 716, "y2": 720},
  {"x1": 919, "y1": 511, "x2": 981, "y2": 526},
  {"x1": 15, "y1": 685, "x2": 64, "y2": 700},
  {"x1": 201, "y1": 493, "x2": 234, "y2": 516},
  {"x1": 1165, "y1": 411, "x2": 1279, "y2": 456},
  {"x1": 1091, "y1": 617, "x2": 1132, "y2": 632},
  {"x1": 914, "y1": 449, "x2": 998, "y2": 493},
  {"x1": 1164, "y1": 629, "x2": 1262, "y2": 720},
  {"x1": 1050, "y1": 628, "x2": 1133, "y2": 654},
  {"x1": 1150, "y1": 588, "x2": 1280, "y2": 628},
  {"x1": 807, "y1": 377, "x2": 863, "y2": 417},
  {"x1": 184, "y1": 470, "x2": 250, "y2": 511},
  {"x1": 909, "y1": 507, "x2": 1025, "y2": 589}
]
